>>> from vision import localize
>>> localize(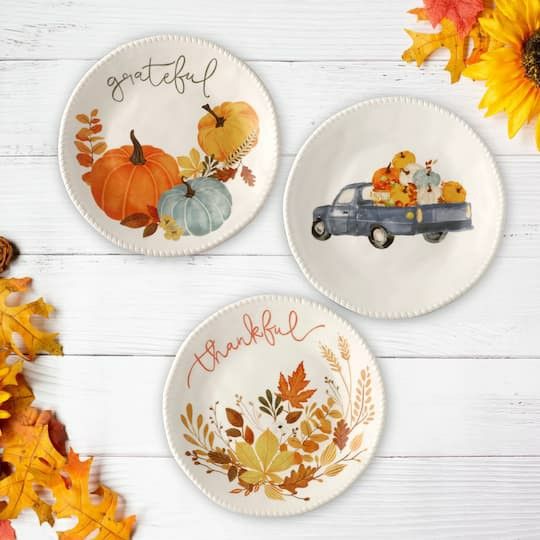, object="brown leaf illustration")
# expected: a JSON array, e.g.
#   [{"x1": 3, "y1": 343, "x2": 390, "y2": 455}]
[
  {"x1": 333, "y1": 419, "x2": 350, "y2": 450},
  {"x1": 240, "y1": 165, "x2": 255, "y2": 186},
  {"x1": 90, "y1": 124, "x2": 102, "y2": 134},
  {"x1": 243, "y1": 425, "x2": 254, "y2": 444},
  {"x1": 225, "y1": 428, "x2": 242, "y2": 438},
  {"x1": 227, "y1": 466, "x2": 237, "y2": 482},
  {"x1": 225, "y1": 408, "x2": 244, "y2": 428},
  {"x1": 143, "y1": 222, "x2": 158, "y2": 238},
  {"x1": 75, "y1": 128, "x2": 92, "y2": 141},
  {"x1": 215, "y1": 167, "x2": 237, "y2": 181},
  {"x1": 120, "y1": 213, "x2": 151, "y2": 228},
  {"x1": 74, "y1": 141, "x2": 91, "y2": 154},
  {"x1": 90, "y1": 108, "x2": 98, "y2": 117},
  {"x1": 75, "y1": 114, "x2": 90, "y2": 124},
  {"x1": 147, "y1": 205, "x2": 159, "y2": 222},
  {"x1": 277, "y1": 361, "x2": 316, "y2": 409},
  {"x1": 208, "y1": 450, "x2": 231, "y2": 465},
  {"x1": 285, "y1": 410, "x2": 302, "y2": 424},
  {"x1": 76, "y1": 153, "x2": 93, "y2": 167},
  {"x1": 279, "y1": 464, "x2": 317, "y2": 494}
]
